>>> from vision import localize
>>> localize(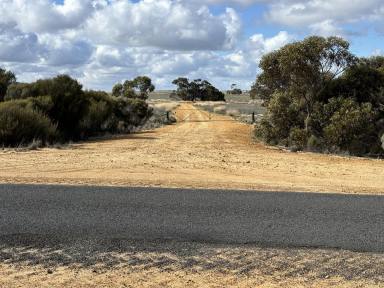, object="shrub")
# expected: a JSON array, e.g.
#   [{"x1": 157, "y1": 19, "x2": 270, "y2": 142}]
[
  {"x1": 45, "y1": 75, "x2": 89, "y2": 140},
  {"x1": 323, "y1": 99, "x2": 378, "y2": 155},
  {"x1": 307, "y1": 135, "x2": 324, "y2": 152},
  {"x1": 289, "y1": 127, "x2": 309, "y2": 151},
  {"x1": 4, "y1": 83, "x2": 38, "y2": 101},
  {"x1": 255, "y1": 117, "x2": 279, "y2": 145},
  {"x1": 260, "y1": 92, "x2": 302, "y2": 142},
  {"x1": 115, "y1": 98, "x2": 152, "y2": 128},
  {"x1": 80, "y1": 91, "x2": 118, "y2": 136},
  {"x1": 0, "y1": 101, "x2": 57, "y2": 146}
]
